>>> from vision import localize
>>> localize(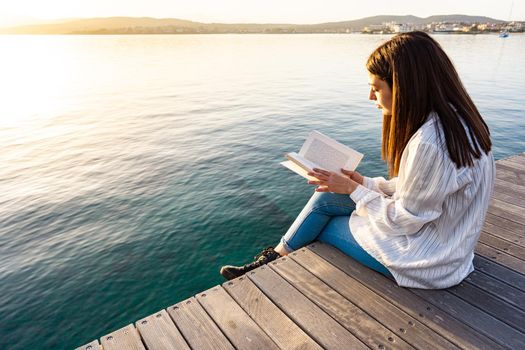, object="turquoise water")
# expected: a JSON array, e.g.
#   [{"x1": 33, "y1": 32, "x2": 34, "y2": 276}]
[{"x1": 0, "y1": 34, "x2": 524, "y2": 349}]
